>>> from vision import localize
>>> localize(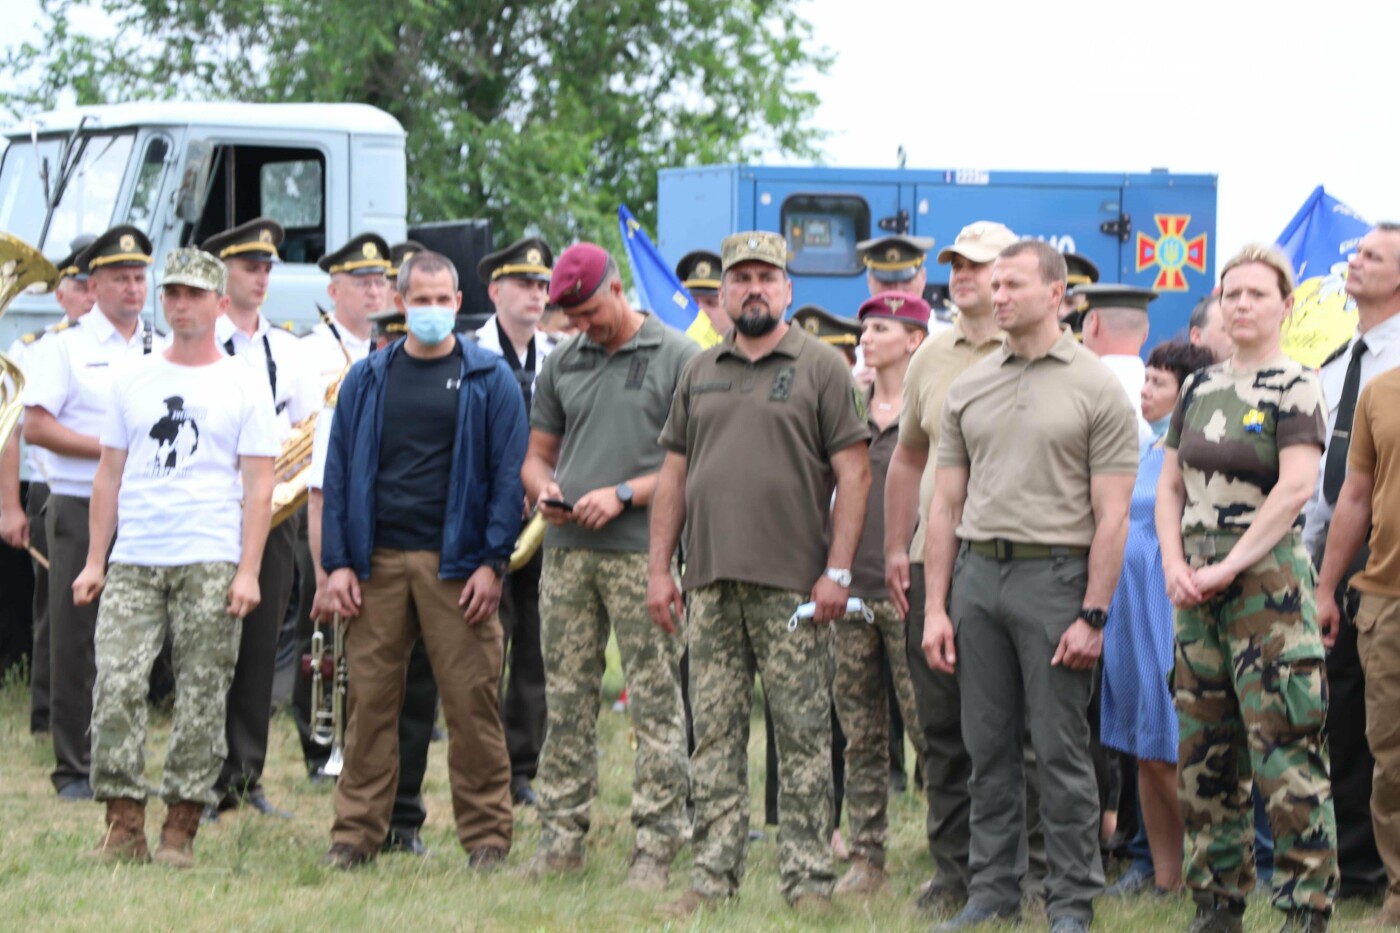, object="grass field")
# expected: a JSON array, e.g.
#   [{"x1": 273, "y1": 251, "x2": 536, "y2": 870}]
[{"x1": 0, "y1": 656, "x2": 1380, "y2": 931}]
